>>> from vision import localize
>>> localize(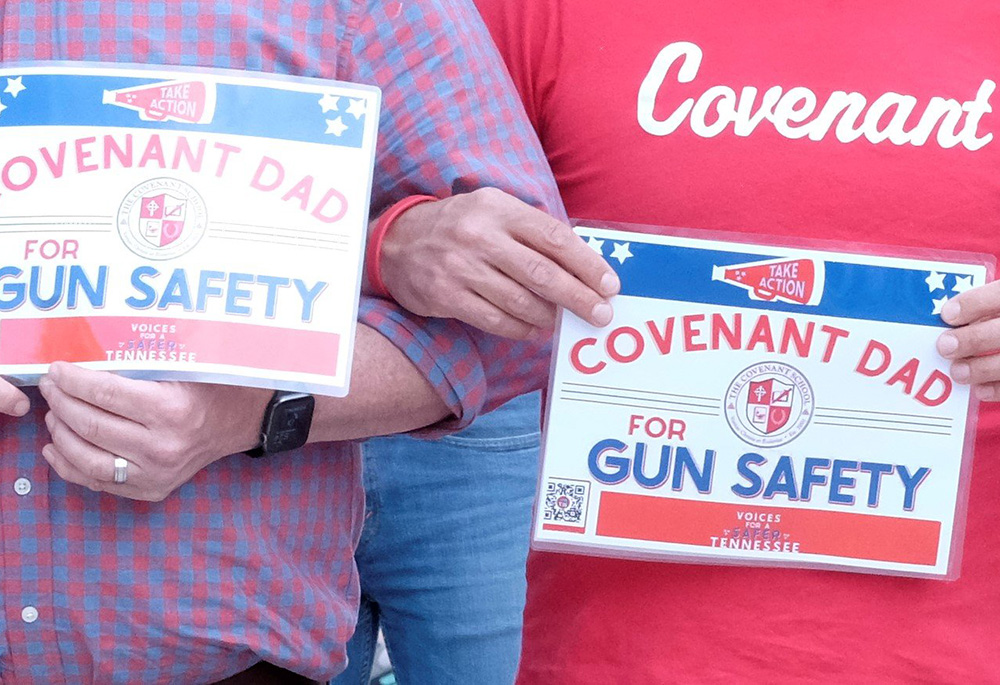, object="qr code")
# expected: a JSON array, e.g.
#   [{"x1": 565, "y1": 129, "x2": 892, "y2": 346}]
[{"x1": 543, "y1": 478, "x2": 590, "y2": 525}]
